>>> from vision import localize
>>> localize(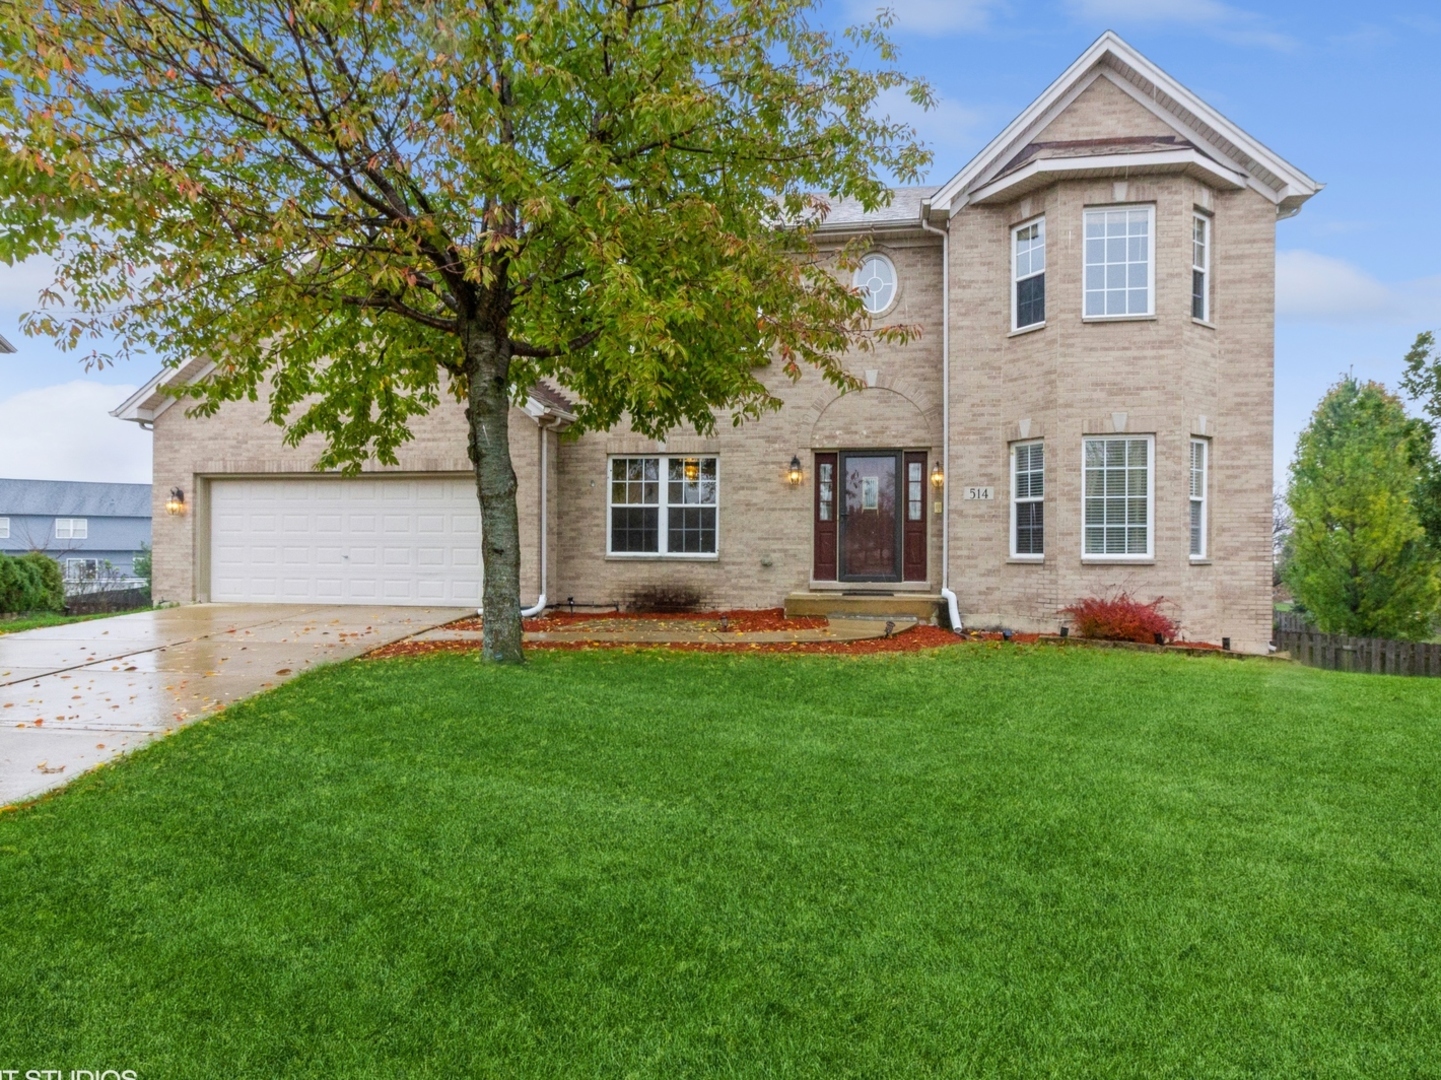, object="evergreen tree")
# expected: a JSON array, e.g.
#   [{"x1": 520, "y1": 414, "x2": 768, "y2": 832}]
[{"x1": 1286, "y1": 377, "x2": 1440, "y2": 639}]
